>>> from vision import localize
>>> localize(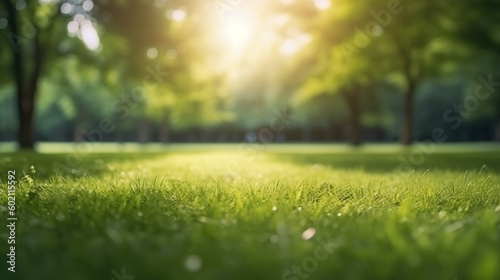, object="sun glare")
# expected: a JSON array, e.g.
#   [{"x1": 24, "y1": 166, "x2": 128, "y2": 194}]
[
  {"x1": 222, "y1": 15, "x2": 255, "y2": 54},
  {"x1": 213, "y1": 3, "x2": 311, "y2": 62},
  {"x1": 314, "y1": 0, "x2": 331, "y2": 10},
  {"x1": 80, "y1": 20, "x2": 100, "y2": 51},
  {"x1": 280, "y1": 33, "x2": 312, "y2": 55},
  {"x1": 172, "y1": 9, "x2": 186, "y2": 22}
]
